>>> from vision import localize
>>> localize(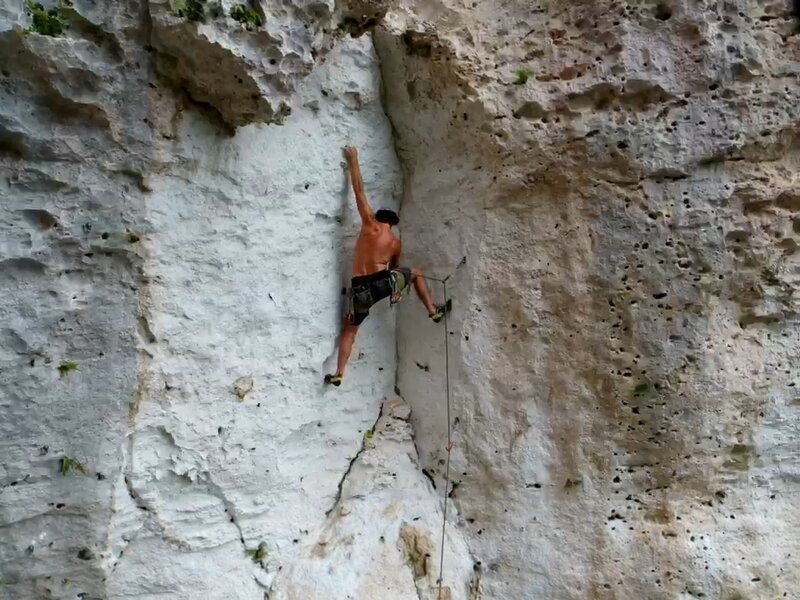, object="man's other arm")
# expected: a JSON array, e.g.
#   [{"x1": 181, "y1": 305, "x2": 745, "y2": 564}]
[{"x1": 344, "y1": 146, "x2": 374, "y2": 224}]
